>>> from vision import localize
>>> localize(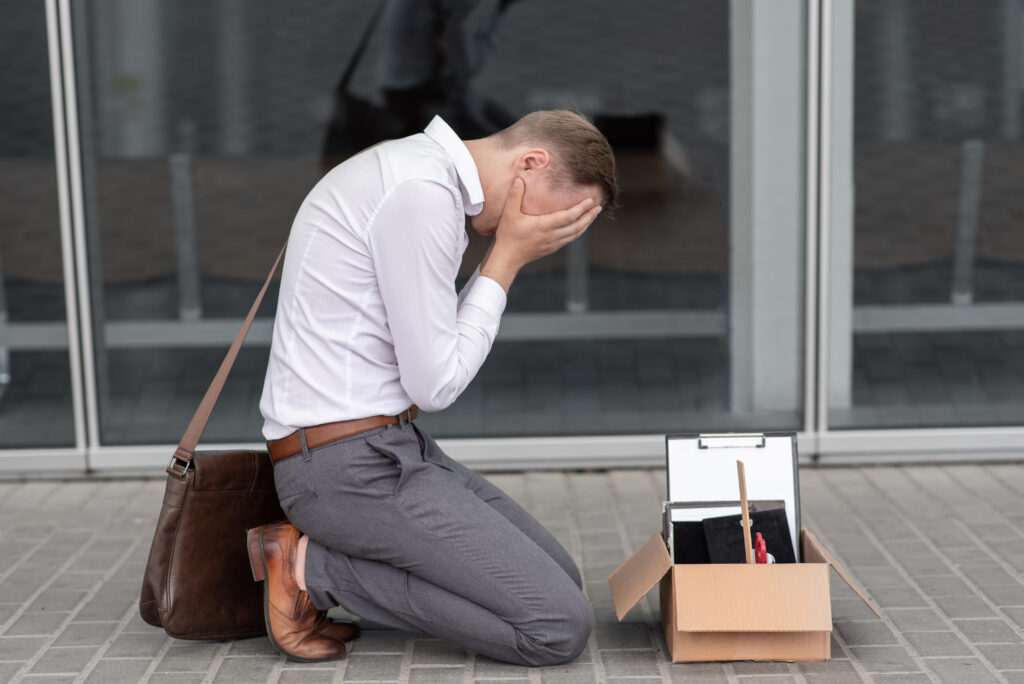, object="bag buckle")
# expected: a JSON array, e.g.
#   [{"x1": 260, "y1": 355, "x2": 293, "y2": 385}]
[{"x1": 167, "y1": 455, "x2": 192, "y2": 477}]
